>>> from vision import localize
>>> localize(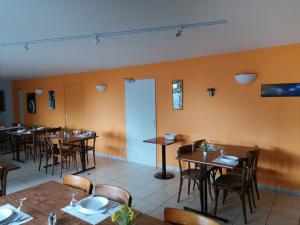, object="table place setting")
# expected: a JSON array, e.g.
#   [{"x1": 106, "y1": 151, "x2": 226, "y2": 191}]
[
  {"x1": 0, "y1": 204, "x2": 33, "y2": 225},
  {"x1": 212, "y1": 155, "x2": 239, "y2": 166},
  {"x1": 62, "y1": 194, "x2": 120, "y2": 225}
]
